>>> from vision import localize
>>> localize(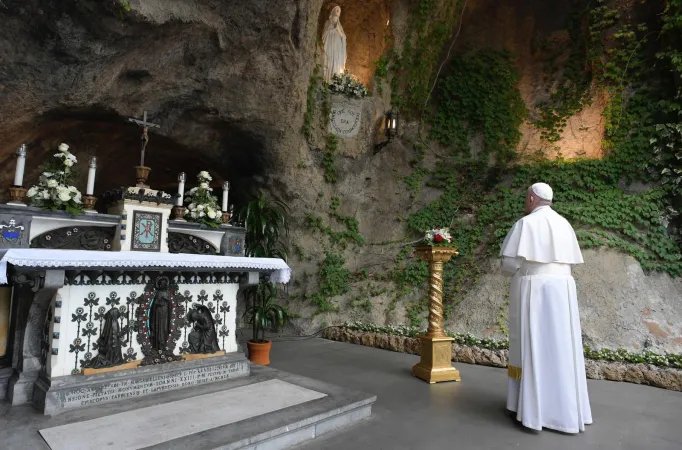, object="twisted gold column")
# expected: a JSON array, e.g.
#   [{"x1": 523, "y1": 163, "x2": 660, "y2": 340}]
[
  {"x1": 425, "y1": 259, "x2": 446, "y2": 338},
  {"x1": 412, "y1": 246, "x2": 461, "y2": 384}
]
